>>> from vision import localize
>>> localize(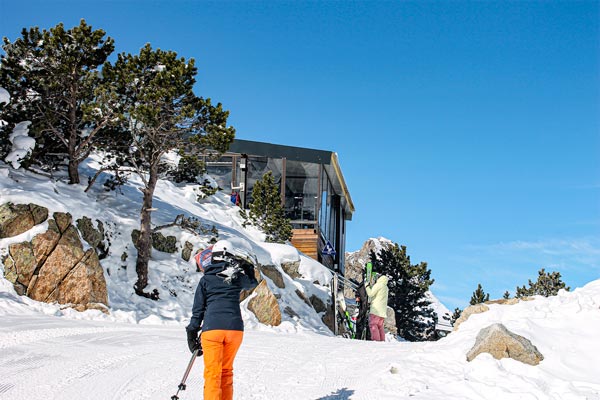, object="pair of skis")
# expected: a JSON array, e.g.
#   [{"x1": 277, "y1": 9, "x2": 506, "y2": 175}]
[{"x1": 365, "y1": 262, "x2": 373, "y2": 286}]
